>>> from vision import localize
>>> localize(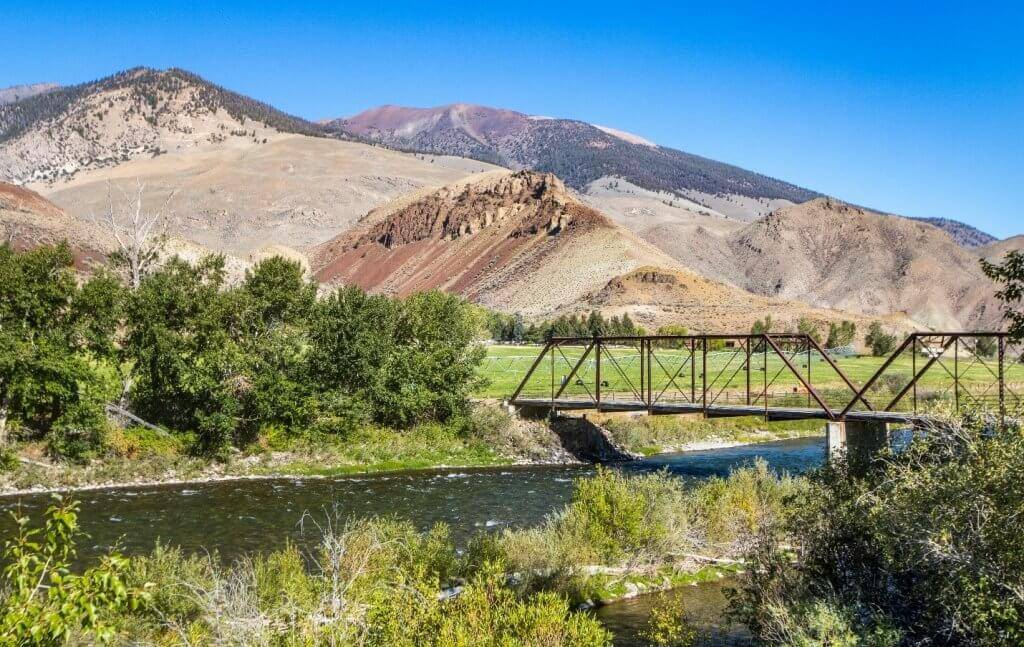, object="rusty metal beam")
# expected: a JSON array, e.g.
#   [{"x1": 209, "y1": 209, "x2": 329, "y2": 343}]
[
  {"x1": 838, "y1": 334, "x2": 917, "y2": 419},
  {"x1": 805, "y1": 335, "x2": 874, "y2": 411},
  {"x1": 883, "y1": 335, "x2": 958, "y2": 412},
  {"x1": 552, "y1": 341, "x2": 595, "y2": 400},
  {"x1": 510, "y1": 340, "x2": 554, "y2": 403},
  {"x1": 763, "y1": 334, "x2": 835, "y2": 418}
]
